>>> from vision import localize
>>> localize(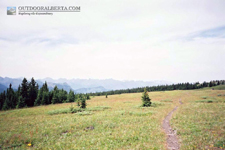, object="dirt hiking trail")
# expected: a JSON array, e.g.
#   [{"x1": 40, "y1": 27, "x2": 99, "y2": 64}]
[{"x1": 162, "y1": 99, "x2": 182, "y2": 150}]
